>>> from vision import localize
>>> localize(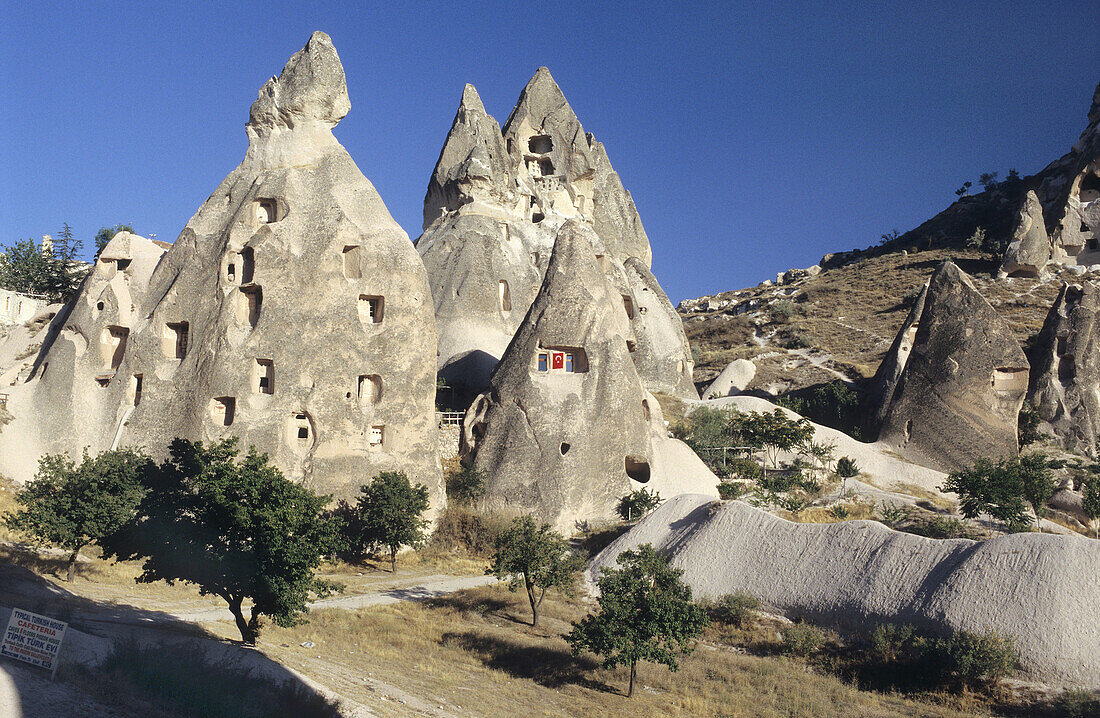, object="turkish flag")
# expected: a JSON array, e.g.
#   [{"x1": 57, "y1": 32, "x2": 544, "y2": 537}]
[{"x1": 551, "y1": 352, "x2": 564, "y2": 370}]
